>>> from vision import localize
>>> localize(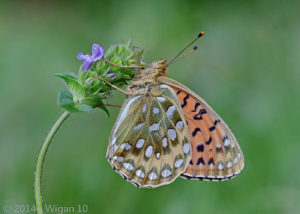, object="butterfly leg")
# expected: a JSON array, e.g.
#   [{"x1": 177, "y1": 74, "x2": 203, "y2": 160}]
[
  {"x1": 102, "y1": 58, "x2": 142, "y2": 69},
  {"x1": 93, "y1": 76, "x2": 133, "y2": 96}
]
